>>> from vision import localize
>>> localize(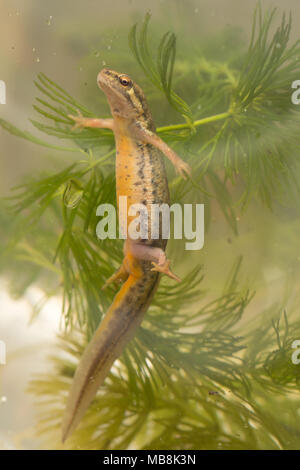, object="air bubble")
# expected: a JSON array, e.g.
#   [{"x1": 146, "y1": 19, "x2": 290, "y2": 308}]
[{"x1": 63, "y1": 179, "x2": 84, "y2": 209}]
